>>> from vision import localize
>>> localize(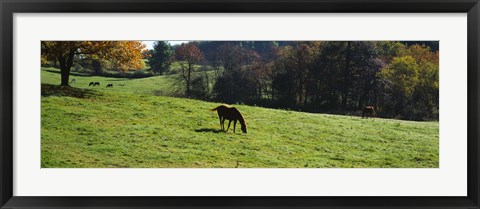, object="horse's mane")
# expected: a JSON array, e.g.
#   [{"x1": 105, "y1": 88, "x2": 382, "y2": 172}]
[{"x1": 233, "y1": 107, "x2": 247, "y2": 127}]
